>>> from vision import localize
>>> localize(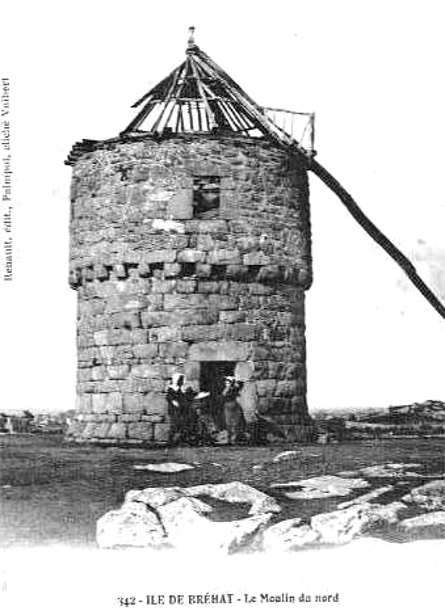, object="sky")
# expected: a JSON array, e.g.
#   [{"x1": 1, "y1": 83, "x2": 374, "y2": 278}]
[{"x1": 0, "y1": 0, "x2": 444, "y2": 412}]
